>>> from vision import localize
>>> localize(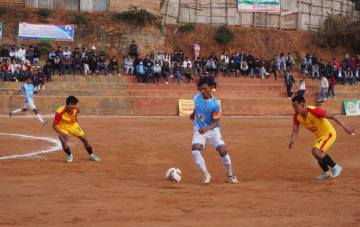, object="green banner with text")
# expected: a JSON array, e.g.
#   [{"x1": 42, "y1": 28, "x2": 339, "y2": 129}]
[{"x1": 344, "y1": 101, "x2": 360, "y2": 115}]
